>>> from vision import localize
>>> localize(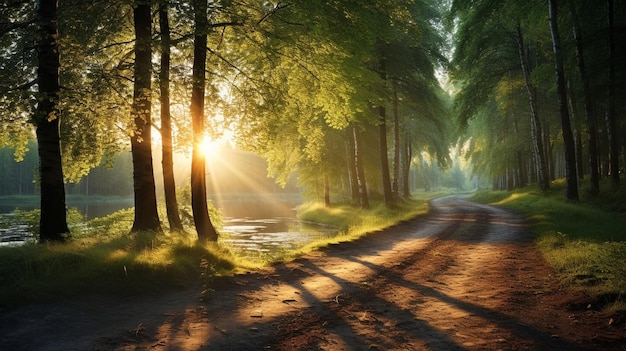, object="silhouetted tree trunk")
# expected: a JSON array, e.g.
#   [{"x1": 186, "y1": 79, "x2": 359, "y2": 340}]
[
  {"x1": 35, "y1": 0, "x2": 69, "y2": 242},
  {"x1": 130, "y1": 3, "x2": 161, "y2": 232},
  {"x1": 570, "y1": 0, "x2": 600, "y2": 194},
  {"x1": 191, "y1": 0, "x2": 218, "y2": 241},
  {"x1": 606, "y1": 0, "x2": 620, "y2": 187},
  {"x1": 159, "y1": 3, "x2": 183, "y2": 231},
  {"x1": 549, "y1": 0, "x2": 579, "y2": 201},
  {"x1": 516, "y1": 24, "x2": 550, "y2": 192}
]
